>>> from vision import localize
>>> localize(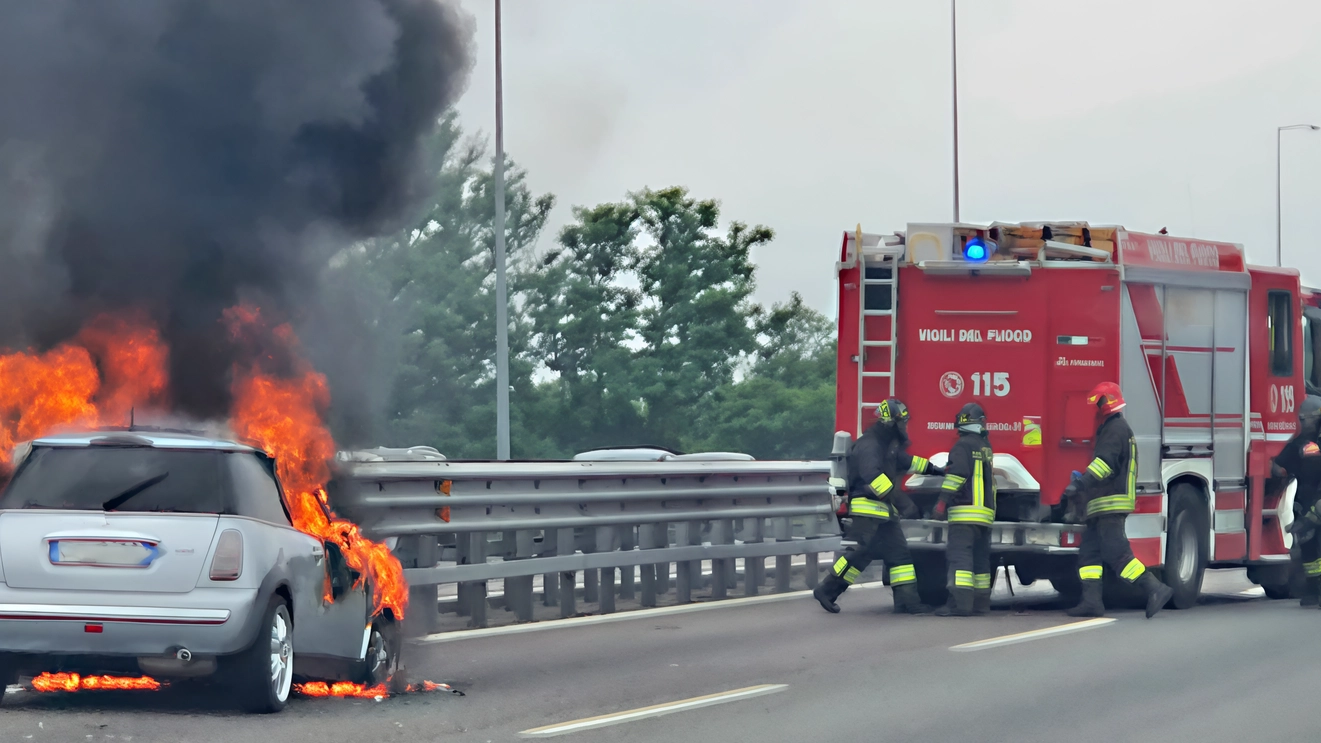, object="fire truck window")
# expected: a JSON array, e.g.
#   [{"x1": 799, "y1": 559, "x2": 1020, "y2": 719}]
[
  {"x1": 864, "y1": 266, "x2": 893, "y2": 311},
  {"x1": 1268, "y1": 291, "x2": 1293, "y2": 377}
]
